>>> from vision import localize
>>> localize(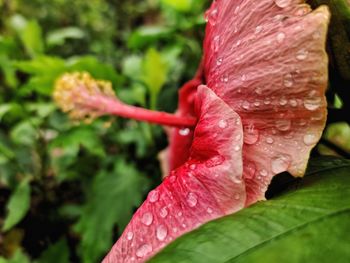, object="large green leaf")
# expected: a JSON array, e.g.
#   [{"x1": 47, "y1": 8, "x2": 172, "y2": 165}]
[{"x1": 150, "y1": 157, "x2": 350, "y2": 262}]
